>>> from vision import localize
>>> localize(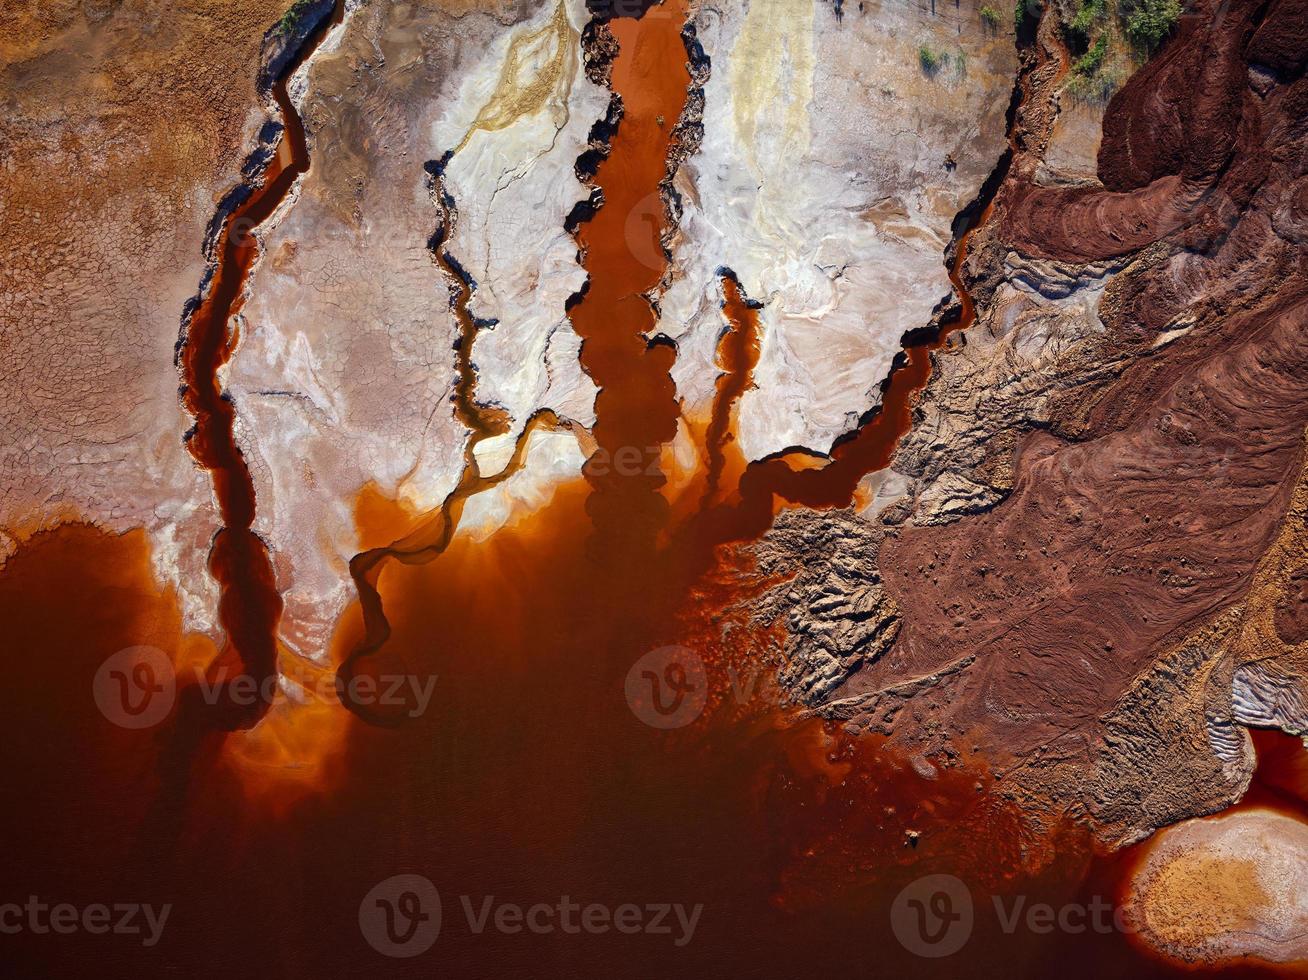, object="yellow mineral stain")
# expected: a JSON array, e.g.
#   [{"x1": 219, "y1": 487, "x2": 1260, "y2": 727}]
[{"x1": 452, "y1": 0, "x2": 576, "y2": 154}]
